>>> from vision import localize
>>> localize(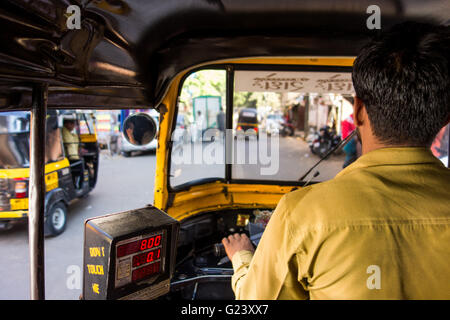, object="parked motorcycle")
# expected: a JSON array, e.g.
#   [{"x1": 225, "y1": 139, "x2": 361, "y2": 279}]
[
  {"x1": 309, "y1": 126, "x2": 341, "y2": 158},
  {"x1": 280, "y1": 120, "x2": 295, "y2": 137}
]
